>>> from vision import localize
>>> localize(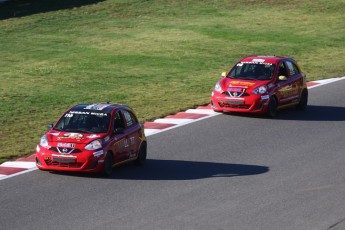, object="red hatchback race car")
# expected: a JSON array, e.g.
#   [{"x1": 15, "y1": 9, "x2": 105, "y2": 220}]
[
  {"x1": 211, "y1": 56, "x2": 308, "y2": 117},
  {"x1": 36, "y1": 103, "x2": 147, "y2": 176}
]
